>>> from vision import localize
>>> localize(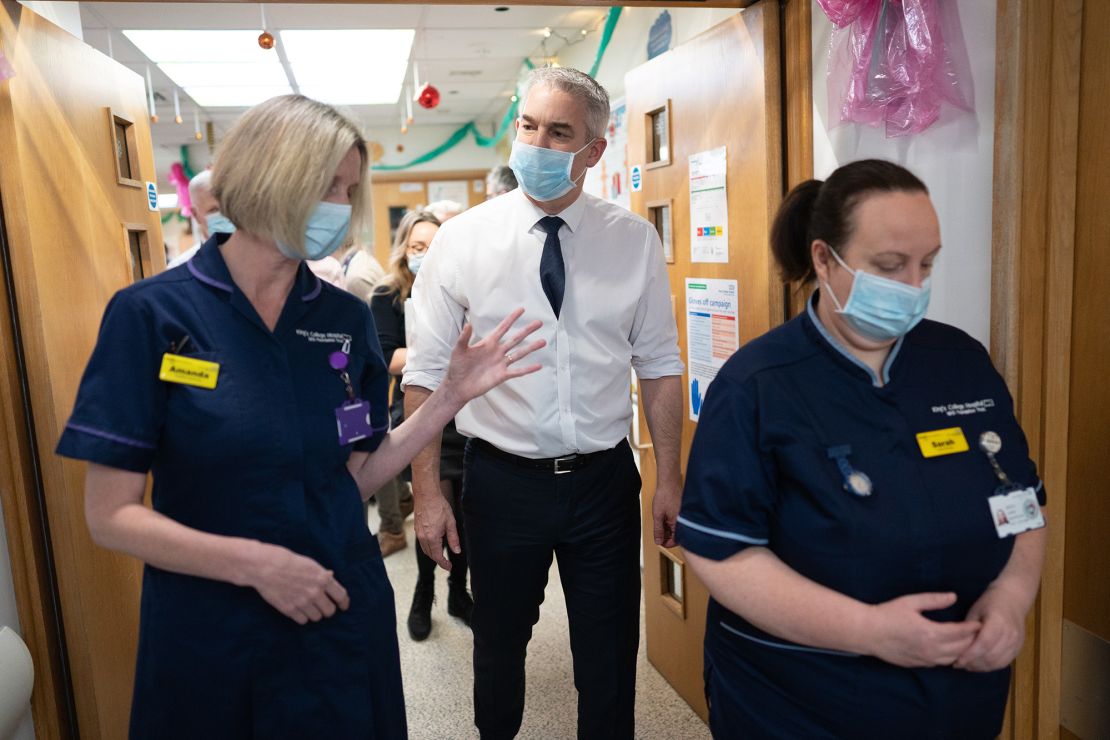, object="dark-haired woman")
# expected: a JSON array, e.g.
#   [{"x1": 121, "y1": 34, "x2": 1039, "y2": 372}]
[
  {"x1": 370, "y1": 209, "x2": 473, "y2": 641},
  {"x1": 677, "y1": 159, "x2": 1046, "y2": 738}
]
